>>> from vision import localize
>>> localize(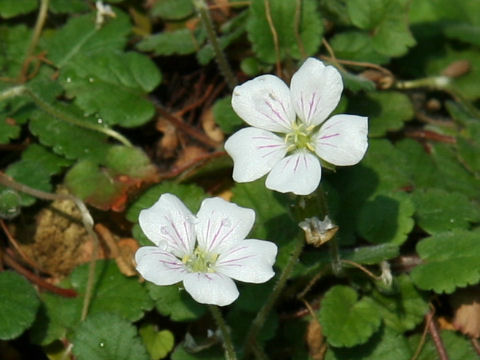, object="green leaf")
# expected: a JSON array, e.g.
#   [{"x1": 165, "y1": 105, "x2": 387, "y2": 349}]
[
  {"x1": 212, "y1": 96, "x2": 243, "y2": 134},
  {"x1": 0, "y1": 0, "x2": 37, "y2": 18},
  {"x1": 444, "y1": 23, "x2": 480, "y2": 46},
  {"x1": 341, "y1": 70, "x2": 376, "y2": 93},
  {"x1": 319, "y1": 285, "x2": 382, "y2": 347},
  {"x1": 348, "y1": 91, "x2": 414, "y2": 137},
  {"x1": 152, "y1": 0, "x2": 194, "y2": 20},
  {"x1": 29, "y1": 110, "x2": 111, "y2": 161},
  {"x1": 126, "y1": 182, "x2": 206, "y2": 223},
  {"x1": 457, "y1": 136, "x2": 480, "y2": 176},
  {"x1": 409, "y1": 330, "x2": 478, "y2": 360},
  {"x1": 171, "y1": 346, "x2": 223, "y2": 360},
  {"x1": 105, "y1": 146, "x2": 156, "y2": 179},
  {"x1": 370, "y1": 275, "x2": 428, "y2": 333},
  {"x1": 357, "y1": 192, "x2": 415, "y2": 245},
  {"x1": 347, "y1": 0, "x2": 415, "y2": 57},
  {"x1": 4, "y1": 144, "x2": 70, "y2": 206},
  {"x1": 147, "y1": 284, "x2": 206, "y2": 322},
  {"x1": 70, "y1": 260, "x2": 154, "y2": 321},
  {"x1": 72, "y1": 312, "x2": 149, "y2": 360},
  {"x1": 412, "y1": 188, "x2": 480, "y2": 234},
  {"x1": 0, "y1": 115, "x2": 21, "y2": 143},
  {"x1": 0, "y1": 25, "x2": 31, "y2": 77},
  {"x1": 247, "y1": 0, "x2": 322, "y2": 63},
  {"x1": 65, "y1": 160, "x2": 123, "y2": 210},
  {"x1": 139, "y1": 325, "x2": 174, "y2": 360},
  {"x1": 330, "y1": 31, "x2": 390, "y2": 64},
  {"x1": 0, "y1": 271, "x2": 40, "y2": 340},
  {"x1": 60, "y1": 51, "x2": 161, "y2": 127},
  {"x1": 49, "y1": 0, "x2": 88, "y2": 13},
  {"x1": 137, "y1": 29, "x2": 197, "y2": 56},
  {"x1": 411, "y1": 229, "x2": 480, "y2": 293},
  {"x1": 326, "y1": 327, "x2": 411, "y2": 360},
  {"x1": 45, "y1": 12, "x2": 131, "y2": 68},
  {"x1": 342, "y1": 244, "x2": 400, "y2": 265}
]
